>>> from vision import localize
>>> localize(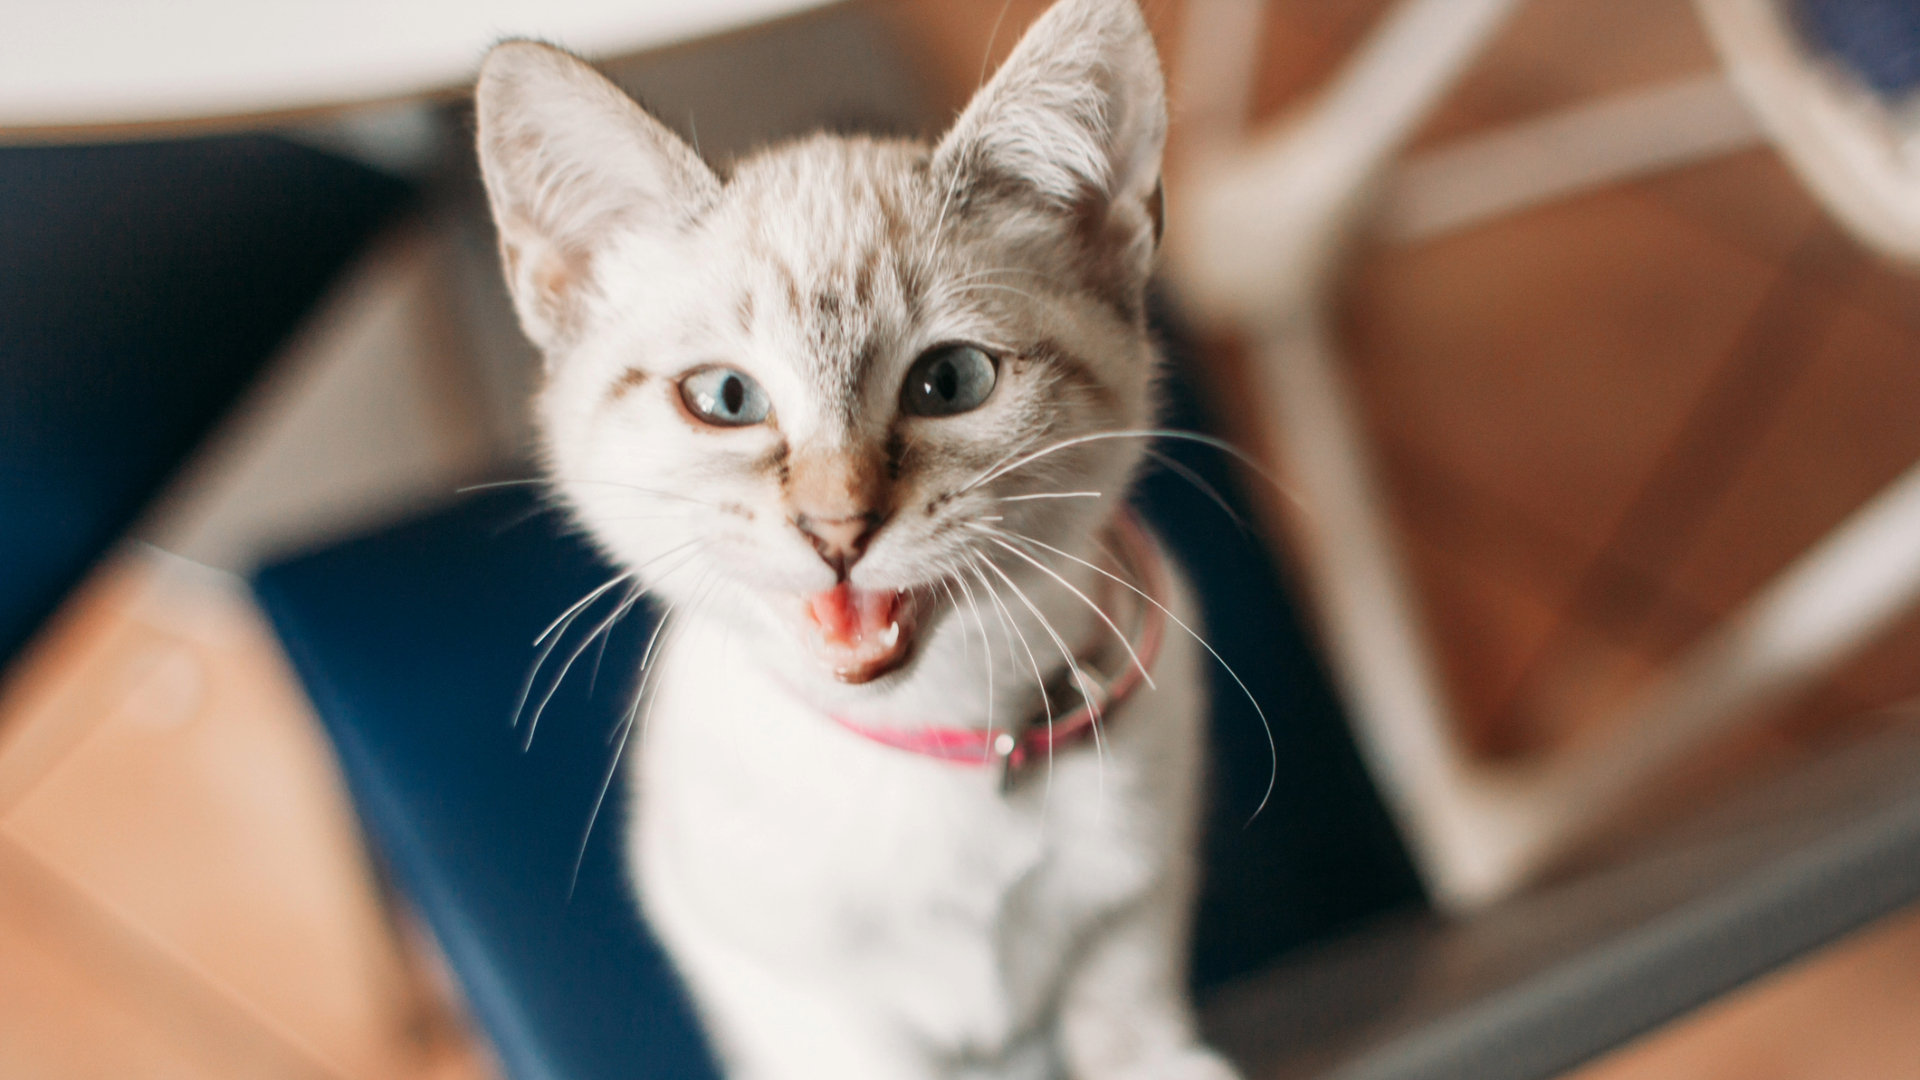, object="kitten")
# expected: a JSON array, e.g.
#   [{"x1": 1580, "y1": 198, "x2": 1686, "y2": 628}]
[{"x1": 475, "y1": 1, "x2": 1238, "y2": 1076}]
